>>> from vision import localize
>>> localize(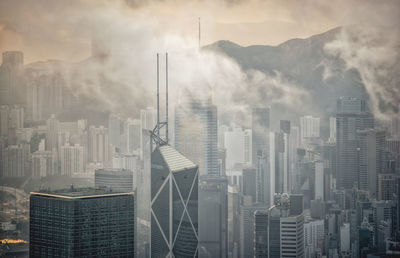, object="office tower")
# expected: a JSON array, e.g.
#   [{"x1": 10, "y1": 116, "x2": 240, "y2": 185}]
[
  {"x1": 32, "y1": 150, "x2": 54, "y2": 178},
  {"x1": 251, "y1": 107, "x2": 269, "y2": 167},
  {"x1": 340, "y1": 223, "x2": 351, "y2": 253},
  {"x1": 240, "y1": 203, "x2": 268, "y2": 258},
  {"x1": 273, "y1": 131, "x2": 285, "y2": 194},
  {"x1": 358, "y1": 218, "x2": 374, "y2": 258},
  {"x1": 108, "y1": 113, "x2": 121, "y2": 149},
  {"x1": 228, "y1": 185, "x2": 240, "y2": 258},
  {"x1": 390, "y1": 117, "x2": 400, "y2": 138},
  {"x1": 300, "y1": 115, "x2": 320, "y2": 144},
  {"x1": 1, "y1": 144, "x2": 27, "y2": 177},
  {"x1": 199, "y1": 175, "x2": 228, "y2": 258},
  {"x1": 218, "y1": 124, "x2": 229, "y2": 149},
  {"x1": 88, "y1": 125, "x2": 110, "y2": 165},
  {"x1": 315, "y1": 161, "x2": 324, "y2": 200},
  {"x1": 175, "y1": 101, "x2": 218, "y2": 176},
  {"x1": 140, "y1": 107, "x2": 156, "y2": 131},
  {"x1": 224, "y1": 127, "x2": 245, "y2": 169},
  {"x1": 329, "y1": 116, "x2": 336, "y2": 142},
  {"x1": 95, "y1": 168, "x2": 134, "y2": 192},
  {"x1": 254, "y1": 210, "x2": 268, "y2": 258},
  {"x1": 0, "y1": 105, "x2": 8, "y2": 137},
  {"x1": 357, "y1": 129, "x2": 385, "y2": 198},
  {"x1": 268, "y1": 205, "x2": 281, "y2": 257},
  {"x1": 0, "y1": 51, "x2": 25, "y2": 105},
  {"x1": 244, "y1": 129, "x2": 252, "y2": 165},
  {"x1": 150, "y1": 145, "x2": 199, "y2": 257},
  {"x1": 336, "y1": 112, "x2": 374, "y2": 189},
  {"x1": 387, "y1": 139, "x2": 400, "y2": 172},
  {"x1": 46, "y1": 114, "x2": 59, "y2": 151},
  {"x1": 218, "y1": 148, "x2": 227, "y2": 176},
  {"x1": 30, "y1": 188, "x2": 135, "y2": 257},
  {"x1": 377, "y1": 173, "x2": 396, "y2": 200},
  {"x1": 304, "y1": 219, "x2": 324, "y2": 258},
  {"x1": 0, "y1": 105, "x2": 24, "y2": 139},
  {"x1": 279, "y1": 198, "x2": 305, "y2": 258},
  {"x1": 242, "y1": 167, "x2": 257, "y2": 202},
  {"x1": 124, "y1": 118, "x2": 141, "y2": 154},
  {"x1": 112, "y1": 153, "x2": 138, "y2": 172},
  {"x1": 337, "y1": 96, "x2": 366, "y2": 113},
  {"x1": 256, "y1": 148, "x2": 269, "y2": 205},
  {"x1": 280, "y1": 120, "x2": 291, "y2": 193},
  {"x1": 60, "y1": 143, "x2": 84, "y2": 176}
]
